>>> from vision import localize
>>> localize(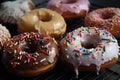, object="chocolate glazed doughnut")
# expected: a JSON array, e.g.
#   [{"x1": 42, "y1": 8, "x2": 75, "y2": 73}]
[
  {"x1": 85, "y1": 7, "x2": 120, "y2": 39},
  {"x1": 1, "y1": 32, "x2": 59, "y2": 77}
]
